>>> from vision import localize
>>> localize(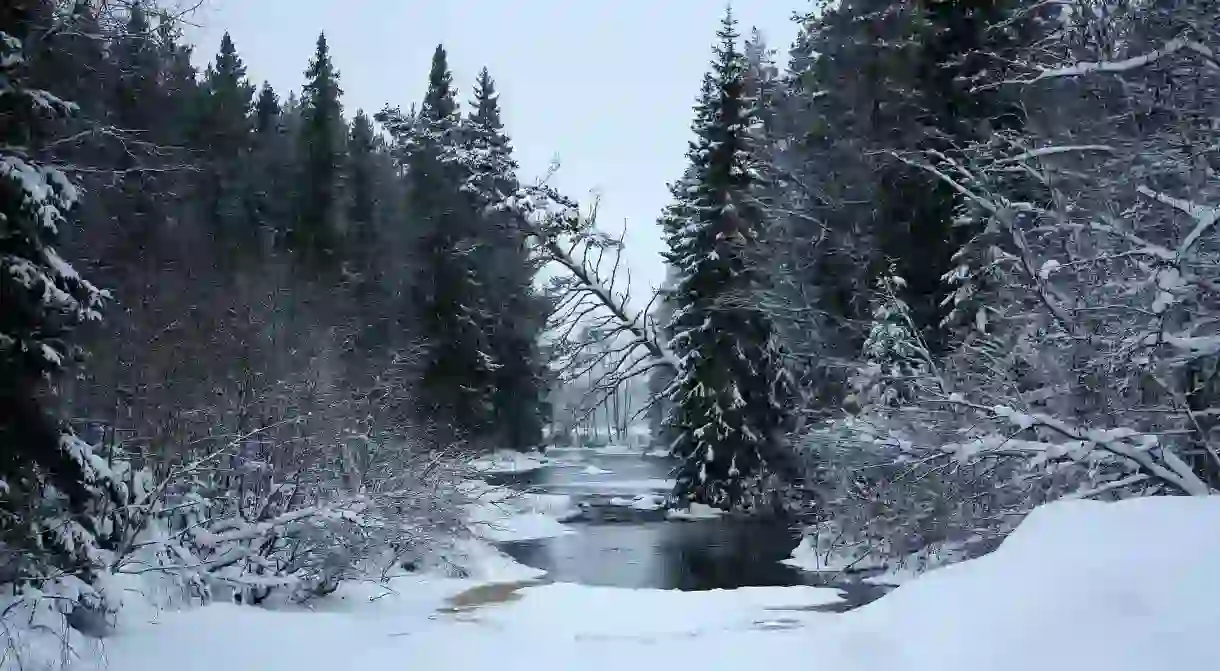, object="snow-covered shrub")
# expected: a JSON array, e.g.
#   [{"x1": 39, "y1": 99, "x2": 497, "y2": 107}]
[{"x1": 101, "y1": 432, "x2": 470, "y2": 607}]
